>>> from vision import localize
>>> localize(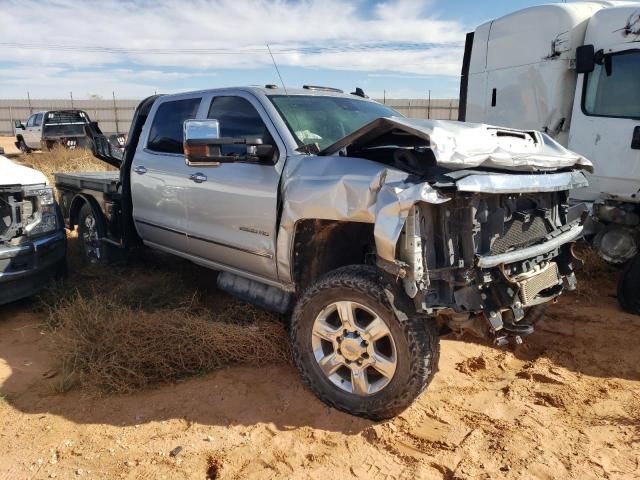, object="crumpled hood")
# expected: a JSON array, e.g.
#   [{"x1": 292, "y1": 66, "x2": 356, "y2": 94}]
[
  {"x1": 0, "y1": 155, "x2": 48, "y2": 186},
  {"x1": 320, "y1": 117, "x2": 594, "y2": 173}
]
